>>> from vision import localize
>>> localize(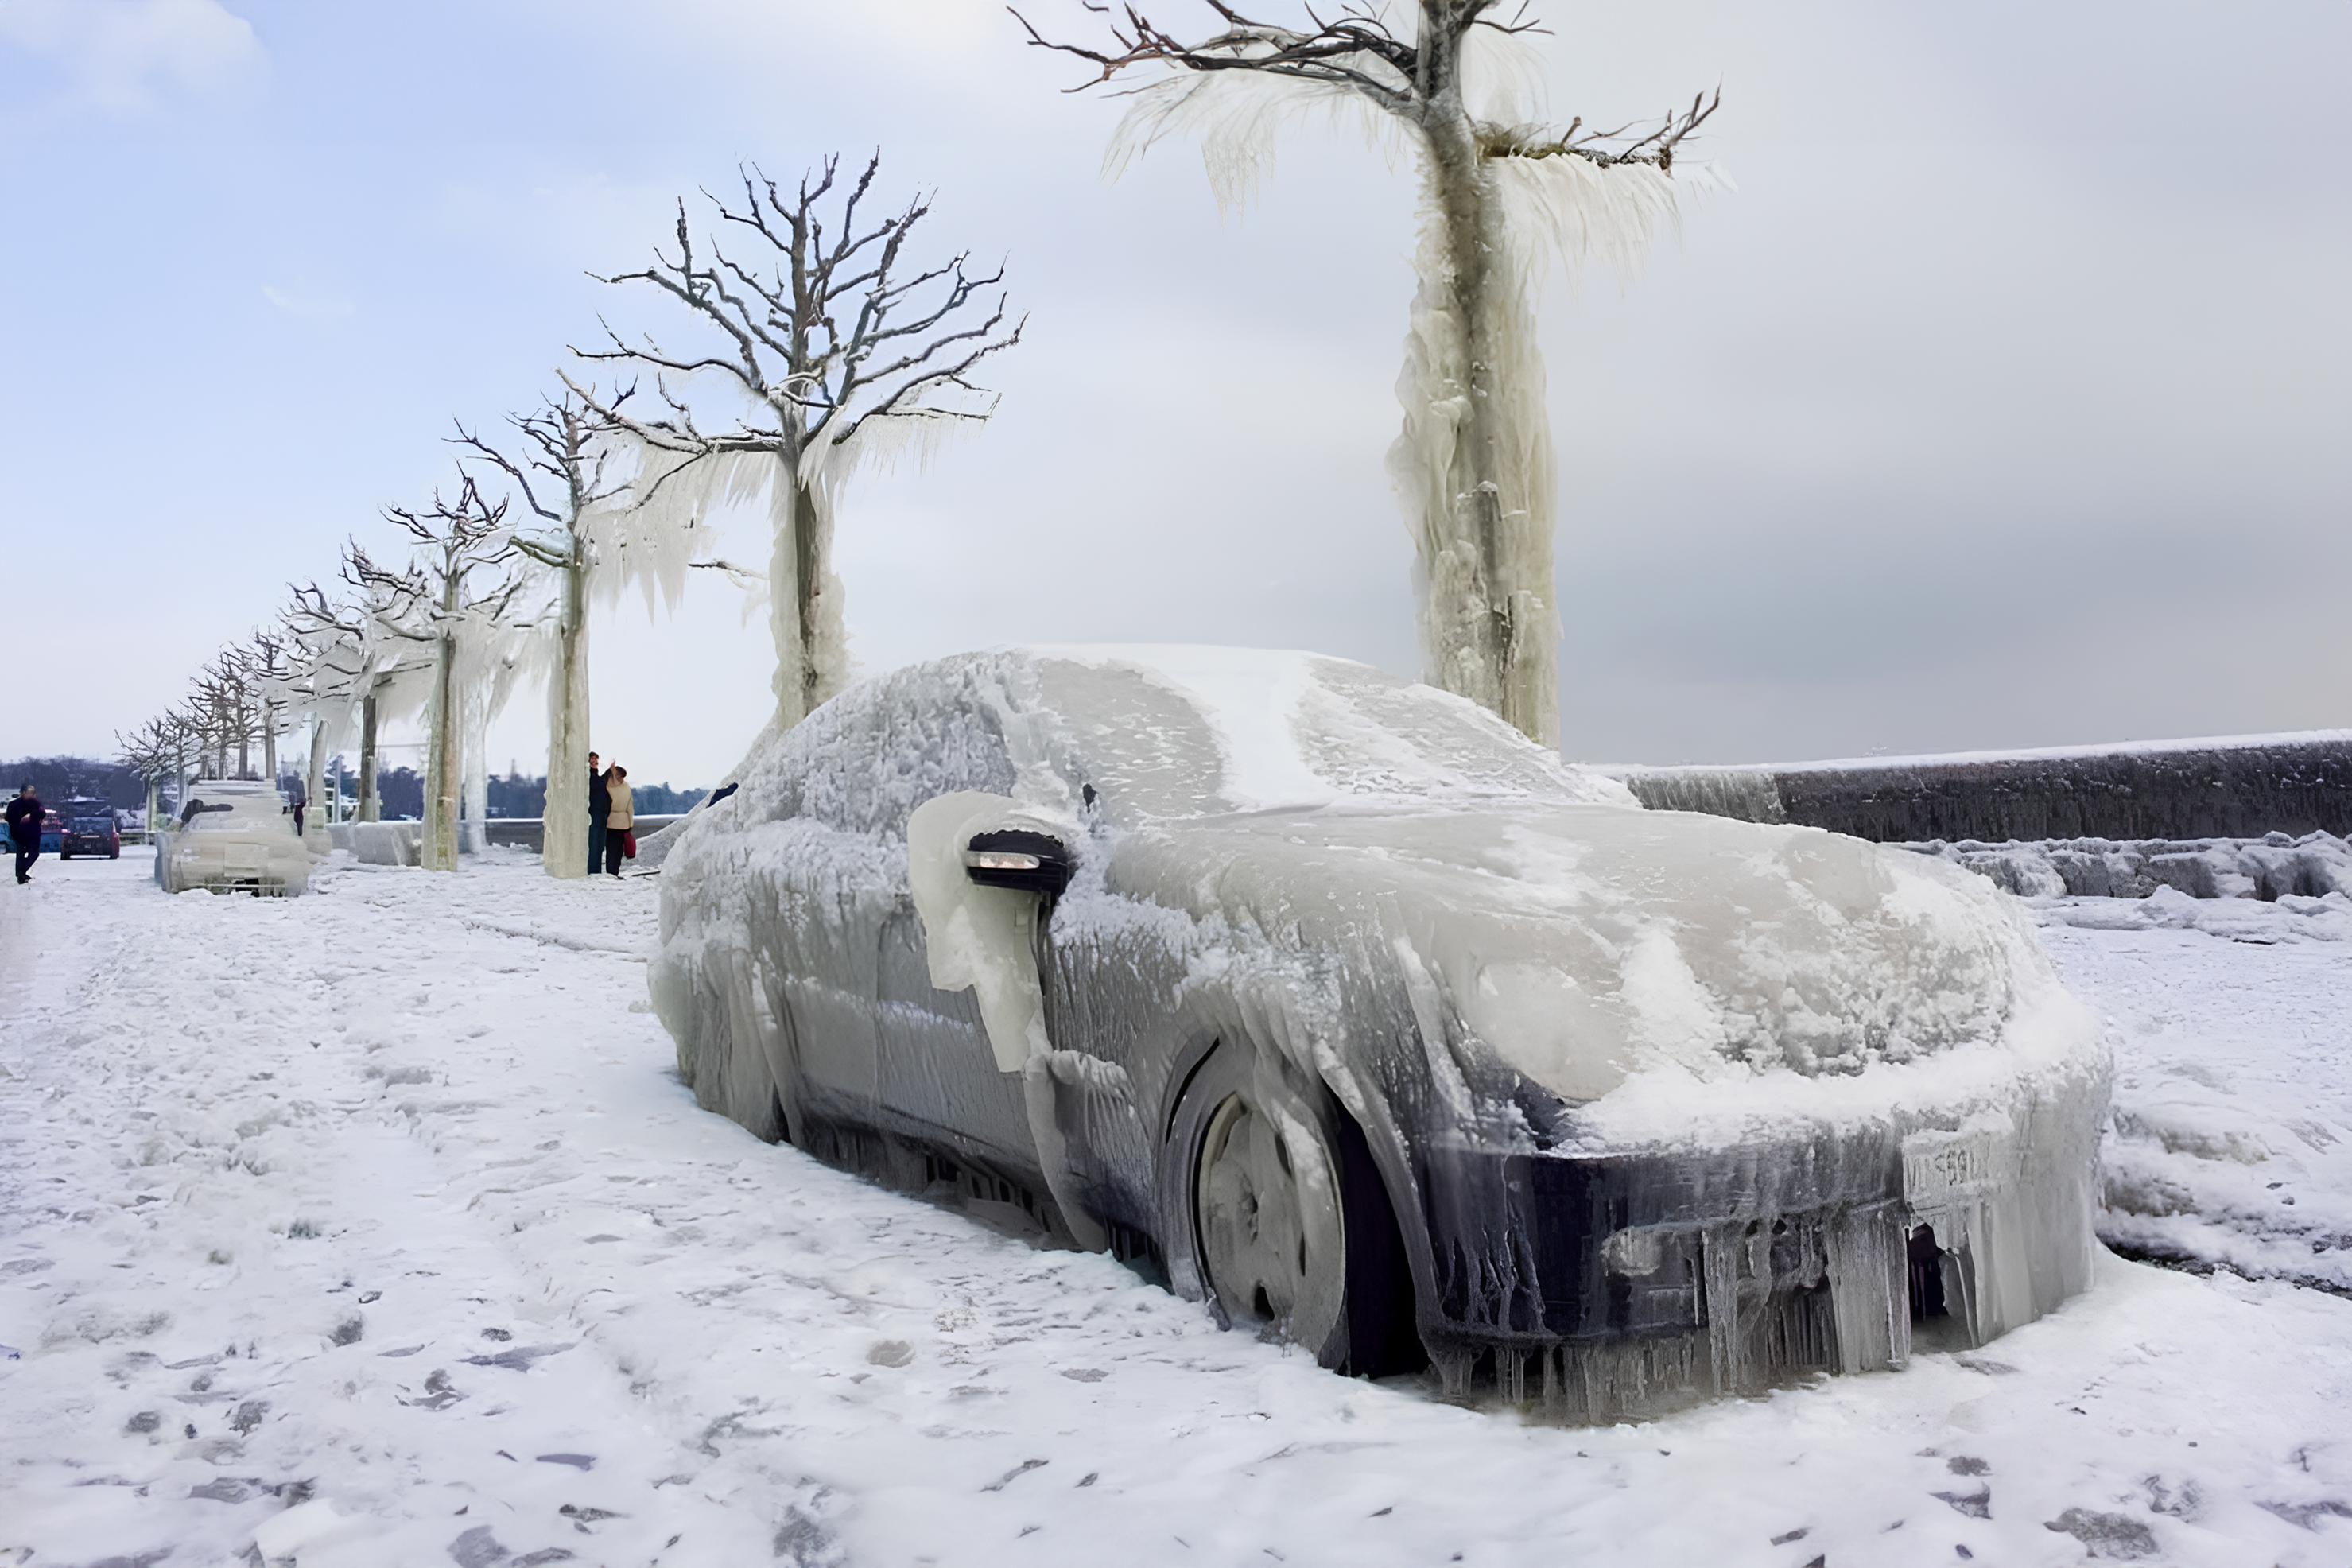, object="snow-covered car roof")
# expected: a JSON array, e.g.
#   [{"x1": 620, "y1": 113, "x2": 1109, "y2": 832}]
[{"x1": 738, "y1": 645, "x2": 1633, "y2": 837}]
